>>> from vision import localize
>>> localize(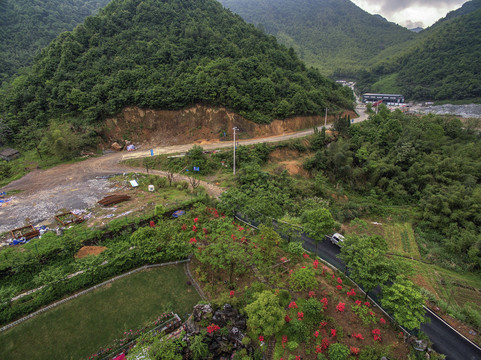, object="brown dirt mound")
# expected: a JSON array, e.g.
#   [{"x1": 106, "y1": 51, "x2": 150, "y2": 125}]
[{"x1": 75, "y1": 246, "x2": 108, "y2": 259}]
